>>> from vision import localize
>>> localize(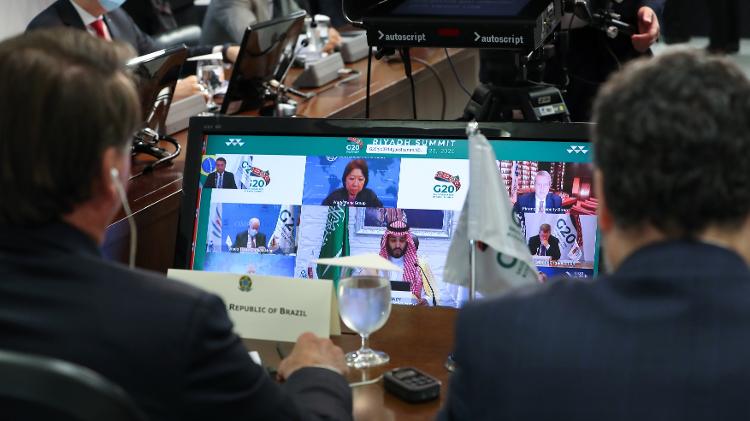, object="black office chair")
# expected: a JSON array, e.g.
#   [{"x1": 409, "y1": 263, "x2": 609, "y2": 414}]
[{"x1": 0, "y1": 349, "x2": 147, "y2": 421}]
